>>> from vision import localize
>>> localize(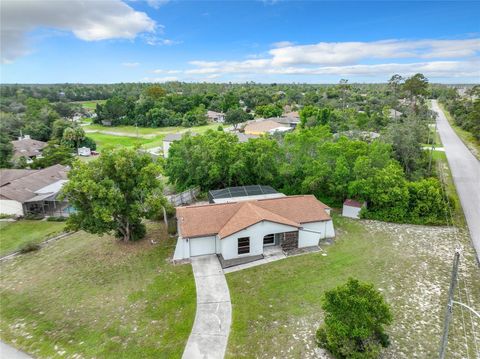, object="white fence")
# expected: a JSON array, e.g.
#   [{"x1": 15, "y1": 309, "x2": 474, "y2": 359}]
[{"x1": 166, "y1": 187, "x2": 200, "y2": 206}]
